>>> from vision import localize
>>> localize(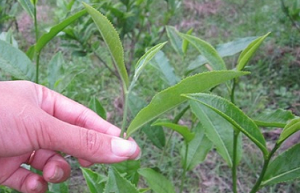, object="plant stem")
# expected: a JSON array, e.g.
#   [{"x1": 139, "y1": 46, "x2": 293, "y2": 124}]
[
  {"x1": 33, "y1": 1, "x2": 39, "y2": 83},
  {"x1": 180, "y1": 144, "x2": 189, "y2": 193},
  {"x1": 250, "y1": 144, "x2": 280, "y2": 193},
  {"x1": 230, "y1": 79, "x2": 237, "y2": 104},
  {"x1": 120, "y1": 89, "x2": 129, "y2": 138},
  {"x1": 232, "y1": 130, "x2": 239, "y2": 193}
]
